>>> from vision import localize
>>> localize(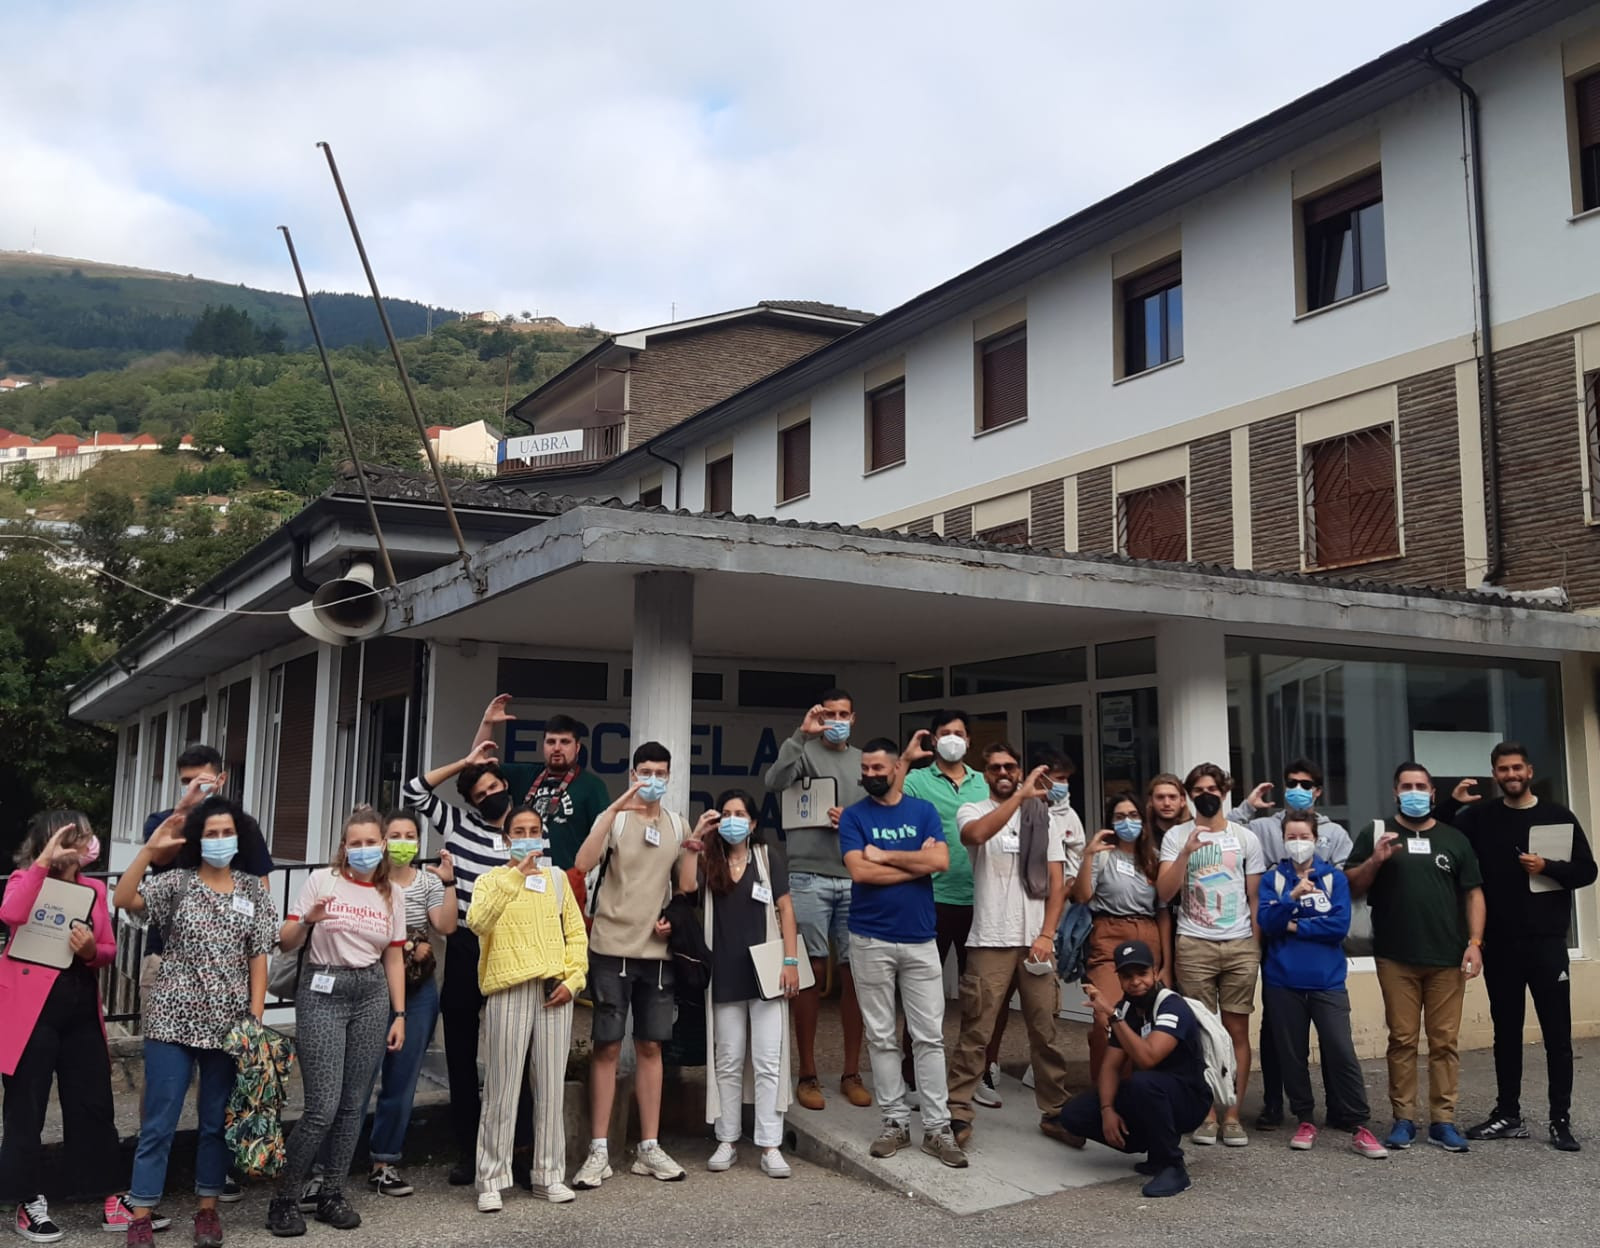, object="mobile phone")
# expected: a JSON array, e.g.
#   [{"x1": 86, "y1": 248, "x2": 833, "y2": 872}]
[{"x1": 543, "y1": 979, "x2": 558, "y2": 1000}]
